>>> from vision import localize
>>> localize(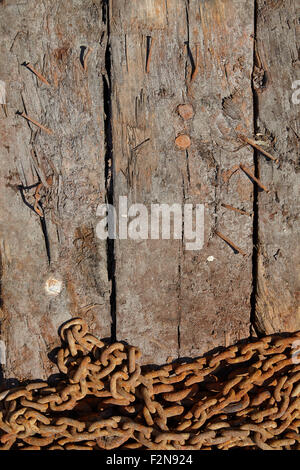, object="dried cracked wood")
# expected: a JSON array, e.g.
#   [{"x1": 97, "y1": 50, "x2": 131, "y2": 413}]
[
  {"x1": 0, "y1": 0, "x2": 111, "y2": 381},
  {"x1": 110, "y1": 0, "x2": 254, "y2": 363},
  {"x1": 253, "y1": 0, "x2": 300, "y2": 334},
  {"x1": 0, "y1": 0, "x2": 299, "y2": 378},
  {"x1": 177, "y1": 0, "x2": 255, "y2": 359}
]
